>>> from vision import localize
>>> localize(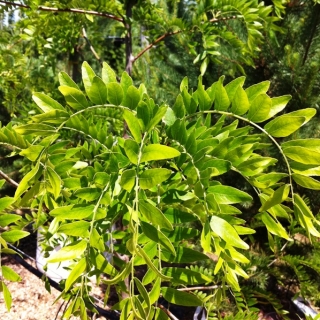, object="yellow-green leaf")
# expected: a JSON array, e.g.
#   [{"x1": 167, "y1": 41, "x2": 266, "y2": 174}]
[{"x1": 47, "y1": 240, "x2": 87, "y2": 263}]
